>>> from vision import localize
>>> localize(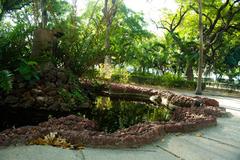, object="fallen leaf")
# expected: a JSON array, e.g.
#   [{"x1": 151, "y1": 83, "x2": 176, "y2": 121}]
[{"x1": 196, "y1": 132, "x2": 203, "y2": 137}]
